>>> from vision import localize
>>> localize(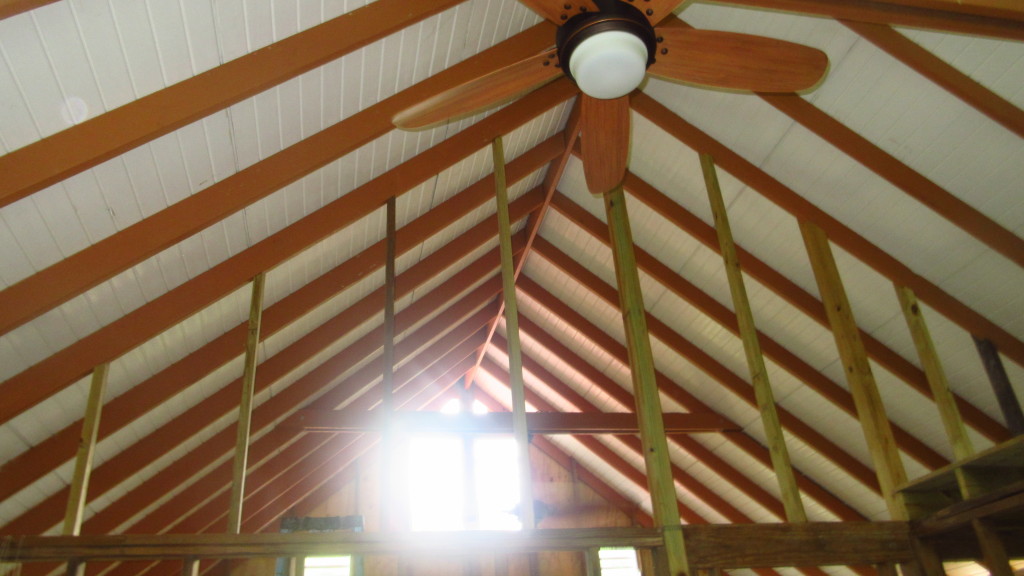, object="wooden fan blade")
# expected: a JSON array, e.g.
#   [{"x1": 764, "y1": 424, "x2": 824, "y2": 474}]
[
  {"x1": 580, "y1": 94, "x2": 629, "y2": 195},
  {"x1": 518, "y1": 0, "x2": 599, "y2": 24},
  {"x1": 648, "y1": 28, "x2": 828, "y2": 92},
  {"x1": 394, "y1": 49, "x2": 562, "y2": 129}
]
